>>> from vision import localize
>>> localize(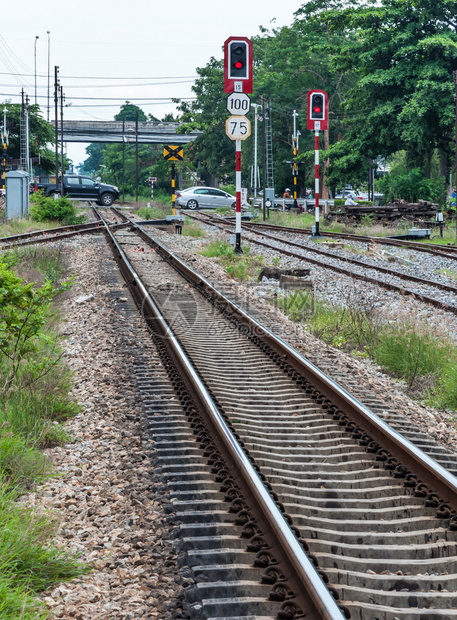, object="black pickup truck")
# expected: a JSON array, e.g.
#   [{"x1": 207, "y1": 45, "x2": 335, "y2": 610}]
[{"x1": 37, "y1": 175, "x2": 120, "y2": 206}]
